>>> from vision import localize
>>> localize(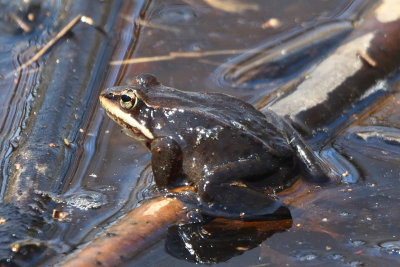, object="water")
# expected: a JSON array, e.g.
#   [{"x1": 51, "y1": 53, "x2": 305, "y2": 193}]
[{"x1": 2, "y1": 0, "x2": 400, "y2": 266}]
